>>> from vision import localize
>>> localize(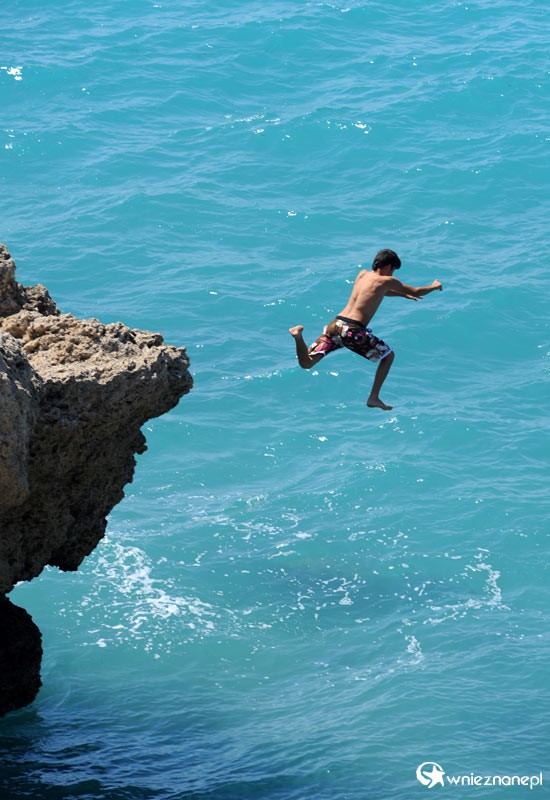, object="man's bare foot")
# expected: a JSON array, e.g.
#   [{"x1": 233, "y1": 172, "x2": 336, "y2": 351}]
[
  {"x1": 289, "y1": 325, "x2": 304, "y2": 338},
  {"x1": 367, "y1": 396, "x2": 393, "y2": 411}
]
